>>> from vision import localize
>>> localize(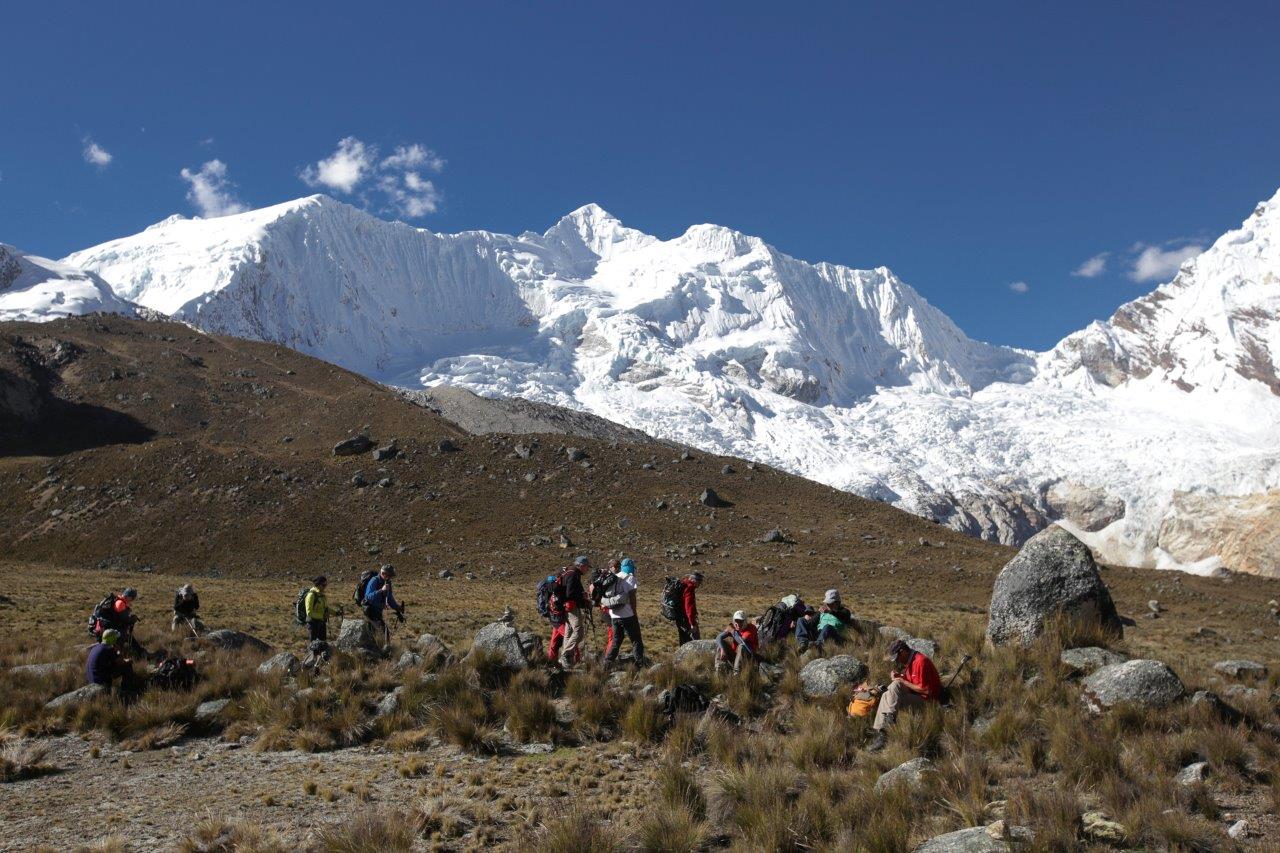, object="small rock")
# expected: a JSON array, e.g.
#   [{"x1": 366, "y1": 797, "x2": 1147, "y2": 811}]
[
  {"x1": 617, "y1": 517, "x2": 630, "y2": 530},
  {"x1": 1082, "y1": 812, "x2": 1127, "y2": 844},
  {"x1": 194, "y1": 699, "x2": 232, "y2": 722},
  {"x1": 395, "y1": 651, "x2": 424, "y2": 671},
  {"x1": 1148, "y1": 600, "x2": 1162, "y2": 614},
  {"x1": 654, "y1": 499, "x2": 667, "y2": 510},
  {"x1": 524, "y1": 473, "x2": 537, "y2": 483},
  {"x1": 516, "y1": 742, "x2": 555, "y2": 755},
  {"x1": 1175, "y1": 761, "x2": 1209, "y2": 787},
  {"x1": 438, "y1": 569, "x2": 454, "y2": 580},
  {"x1": 375, "y1": 686, "x2": 405, "y2": 718},
  {"x1": 335, "y1": 619, "x2": 381, "y2": 655},
  {"x1": 1213, "y1": 659, "x2": 1267, "y2": 679},
  {"x1": 721, "y1": 464, "x2": 734, "y2": 475},
  {"x1": 373, "y1": 441, "x2": 399, "y2": 461},
  {"x1": 914, "y1": 825, "x2": 1014, "y2": 852},
  {"x1": 557, "y1": 533, "x2": 573, "y2": 548},
  {"x1": 565, "y1": 447, "x2": 586, "y2": 462},
  {"x1": 437, "y1": 438, "x2": 458, "y2": 453},
  {"x1": 513, "y1": 443, "x2": 533, "y2": 459},
  {"x1": 414, "y1": 634, "x2": 455, "y2": 668},
  {"x1": 1227, "y1": 820, "x2": 1248, "y2": 840},
  {"x1": 874, "y1": 757, "x2": 933, "y2": 792},
  {"x1": 1082, "y1": 659, "x2": 1185, "y2": 712},
  {"x1": 351, "y1": 472, "x2": 368, "y2": 487},
  {"x1": 204, "y1": 630, "x2": 271, "y2": 653},
  {"x1": 760, "y1": 528, "x2": 787, "y2": 544},
  {"x1": 376, "y1": 477, "x2": 393, "y2": 488},
  {"x1": 681, "y1": 451, "x2": 694, "y2": 461},
  {"x1": 700, "y1": 488, "x2": 729, "y2": 508},
  {"x1": 1189, "y1": 690, "x2": 1244, "y2": 725},
  {"x1": 642, "y1": 462, "x2": 655, "y2": 471},
  {"x1": 333, "y1": 435, "x2": 374, "y2": 456}
]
